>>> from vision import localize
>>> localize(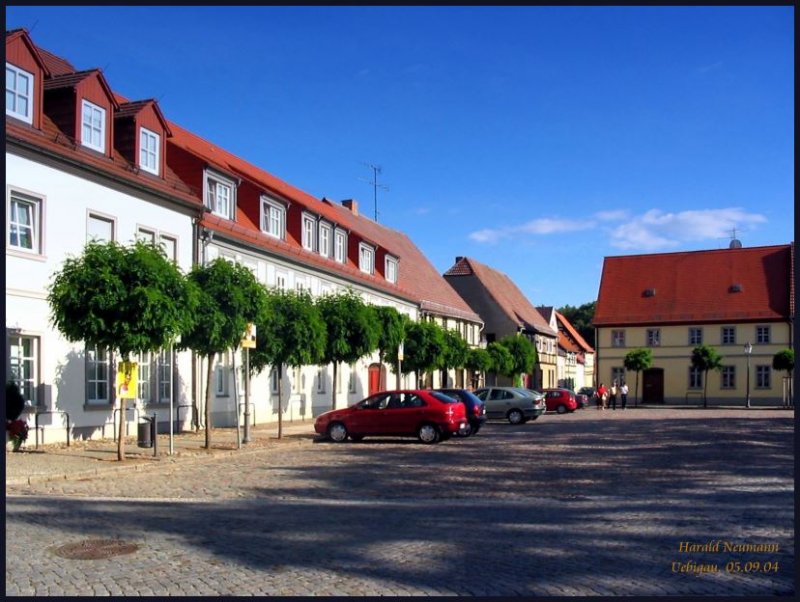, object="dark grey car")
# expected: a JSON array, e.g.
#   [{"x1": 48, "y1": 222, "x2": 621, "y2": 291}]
[{"x1": 473, "y1": 386, "x2": 547, "y2": 424}]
